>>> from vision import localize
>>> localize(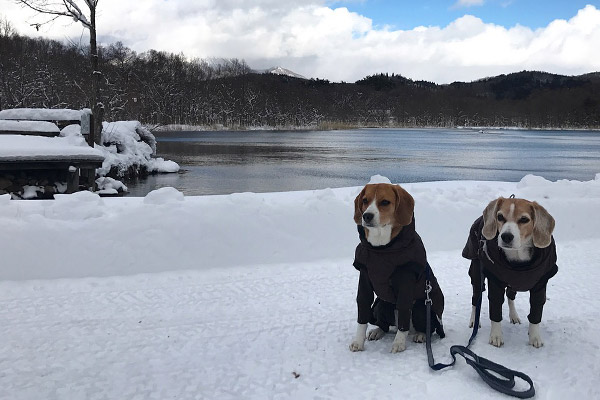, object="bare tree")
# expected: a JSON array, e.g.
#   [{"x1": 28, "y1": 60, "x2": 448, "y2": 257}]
[
  {"x1": 0, "y1": 15, "x2": 16, "y2": 37},
  {"x1": 15, "y1": 0, "x2": 103, "y2": 145},
  {"x1": 0, "y1": 15, "x2": 16, "y2": 110}
]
